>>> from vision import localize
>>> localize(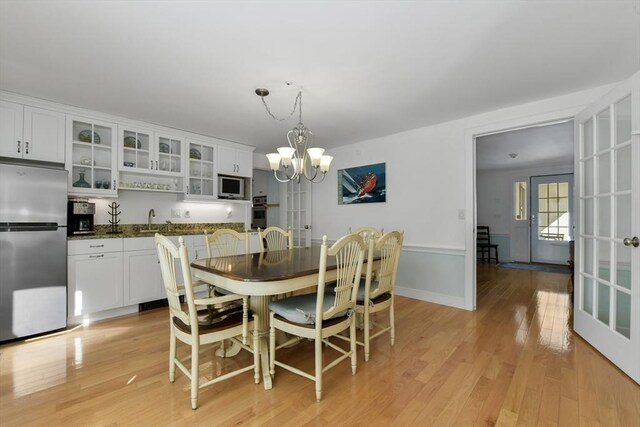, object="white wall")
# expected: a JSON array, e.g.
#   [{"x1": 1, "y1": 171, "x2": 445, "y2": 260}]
[{"x1": 311, "y1": 83, "x2": 615, "y2": 309}]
